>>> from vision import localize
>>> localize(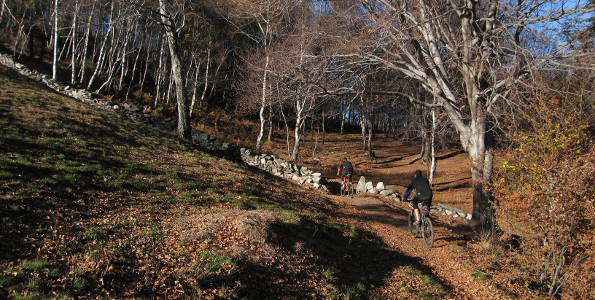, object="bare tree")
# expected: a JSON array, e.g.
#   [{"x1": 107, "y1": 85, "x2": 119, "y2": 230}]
[
  {"x1": 221, "y1": 0, "x2": 301, "y2": 152},
  {"x1": 158, "y1": 0, "x2": 191, "y2": 139},
  {"x1": 270, "y1": 4, "x2": 342, "y2": 161},
  {"x1": 345, "y1": 0, "x2": 595, "y2": 223}
]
